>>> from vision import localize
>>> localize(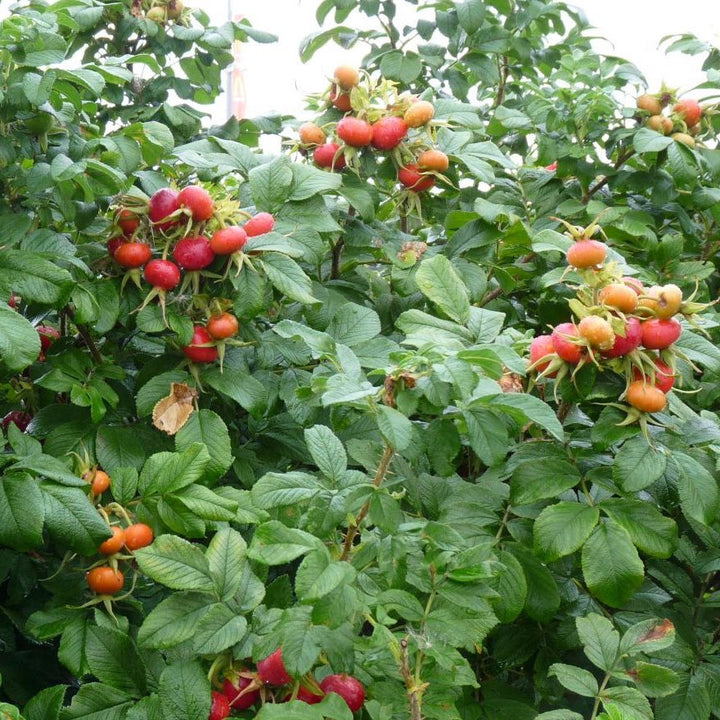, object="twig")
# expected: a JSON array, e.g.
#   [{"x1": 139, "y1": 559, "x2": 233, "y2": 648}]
[
  {"x1": 340, "y1": 445, "x2": 394, "y2": 561},
  {"x1": 480, "y1": 287, "x2": 503, "y2": 306},
  {"x1": 492, "y1": 55, "x2": 509, "y2": 109},
  {"x1": 66, "y1": 307, "x2": 103, "y2": 364},
  {"x1": 582, "y1": 149, "x2": 635, "y2": 205}
]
